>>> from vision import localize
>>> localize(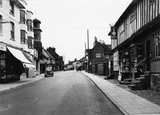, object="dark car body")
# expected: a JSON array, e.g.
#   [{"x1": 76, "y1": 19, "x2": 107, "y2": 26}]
[{"x1": 44, "y1": 65, "x2": 54, "y2": 77}]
